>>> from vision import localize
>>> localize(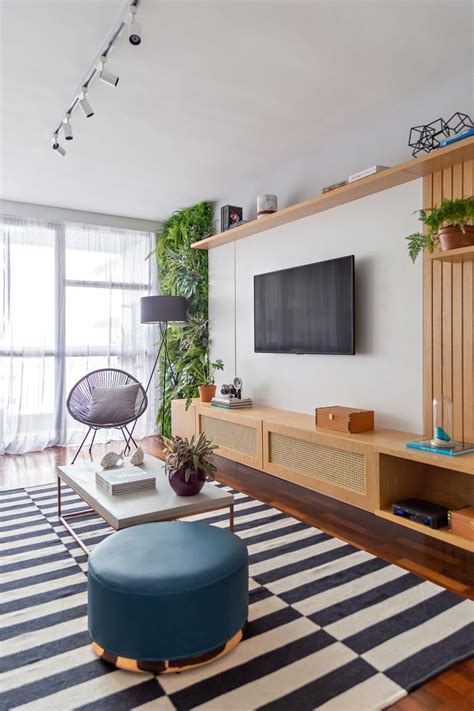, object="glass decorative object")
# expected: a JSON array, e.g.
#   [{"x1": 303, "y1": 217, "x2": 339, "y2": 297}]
[{"x1": 432, "y1": 396, "x2": 456, "y2": 448}]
